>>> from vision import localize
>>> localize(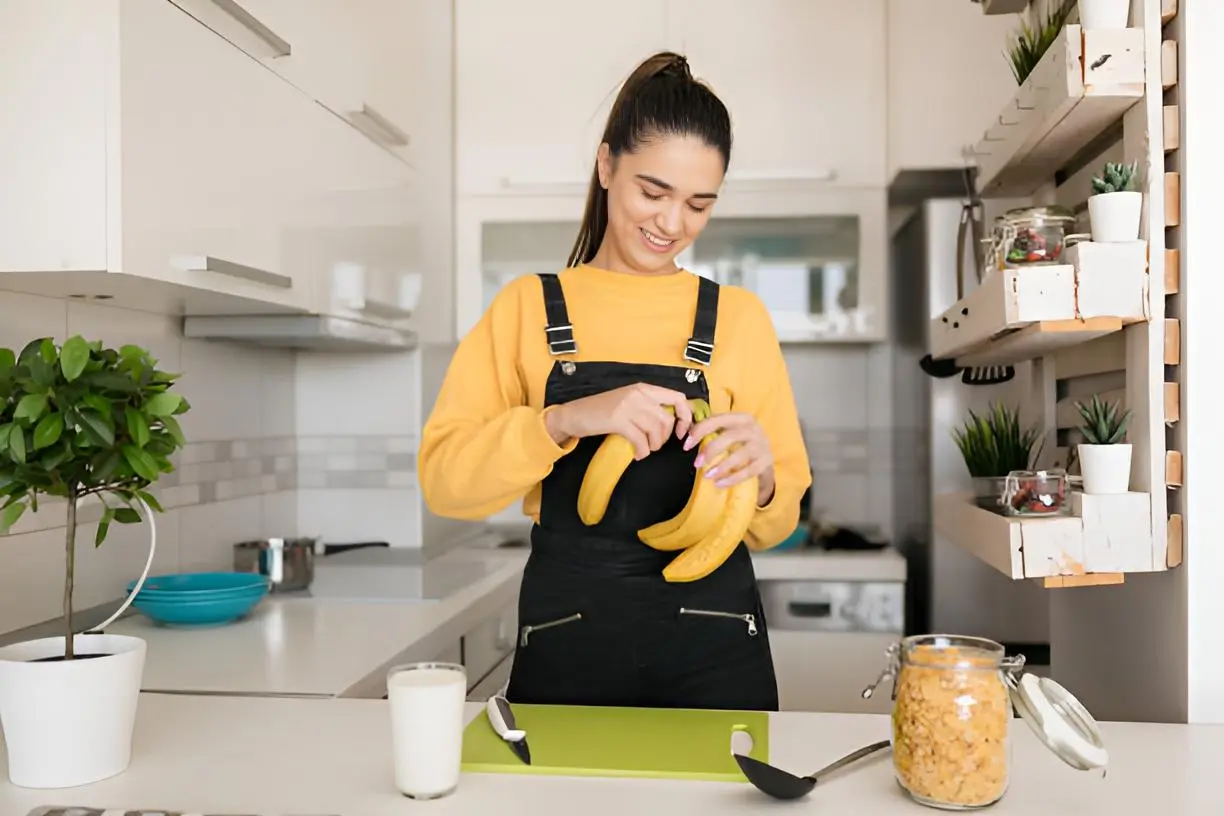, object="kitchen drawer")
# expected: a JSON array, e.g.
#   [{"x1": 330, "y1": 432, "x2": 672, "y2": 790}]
[
  {"x1": 462, "y1": 602, "x2": 517, "y2": 688},
  {"x1": 466, "y1": 652, "x2": 514, "y2": 702}
]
